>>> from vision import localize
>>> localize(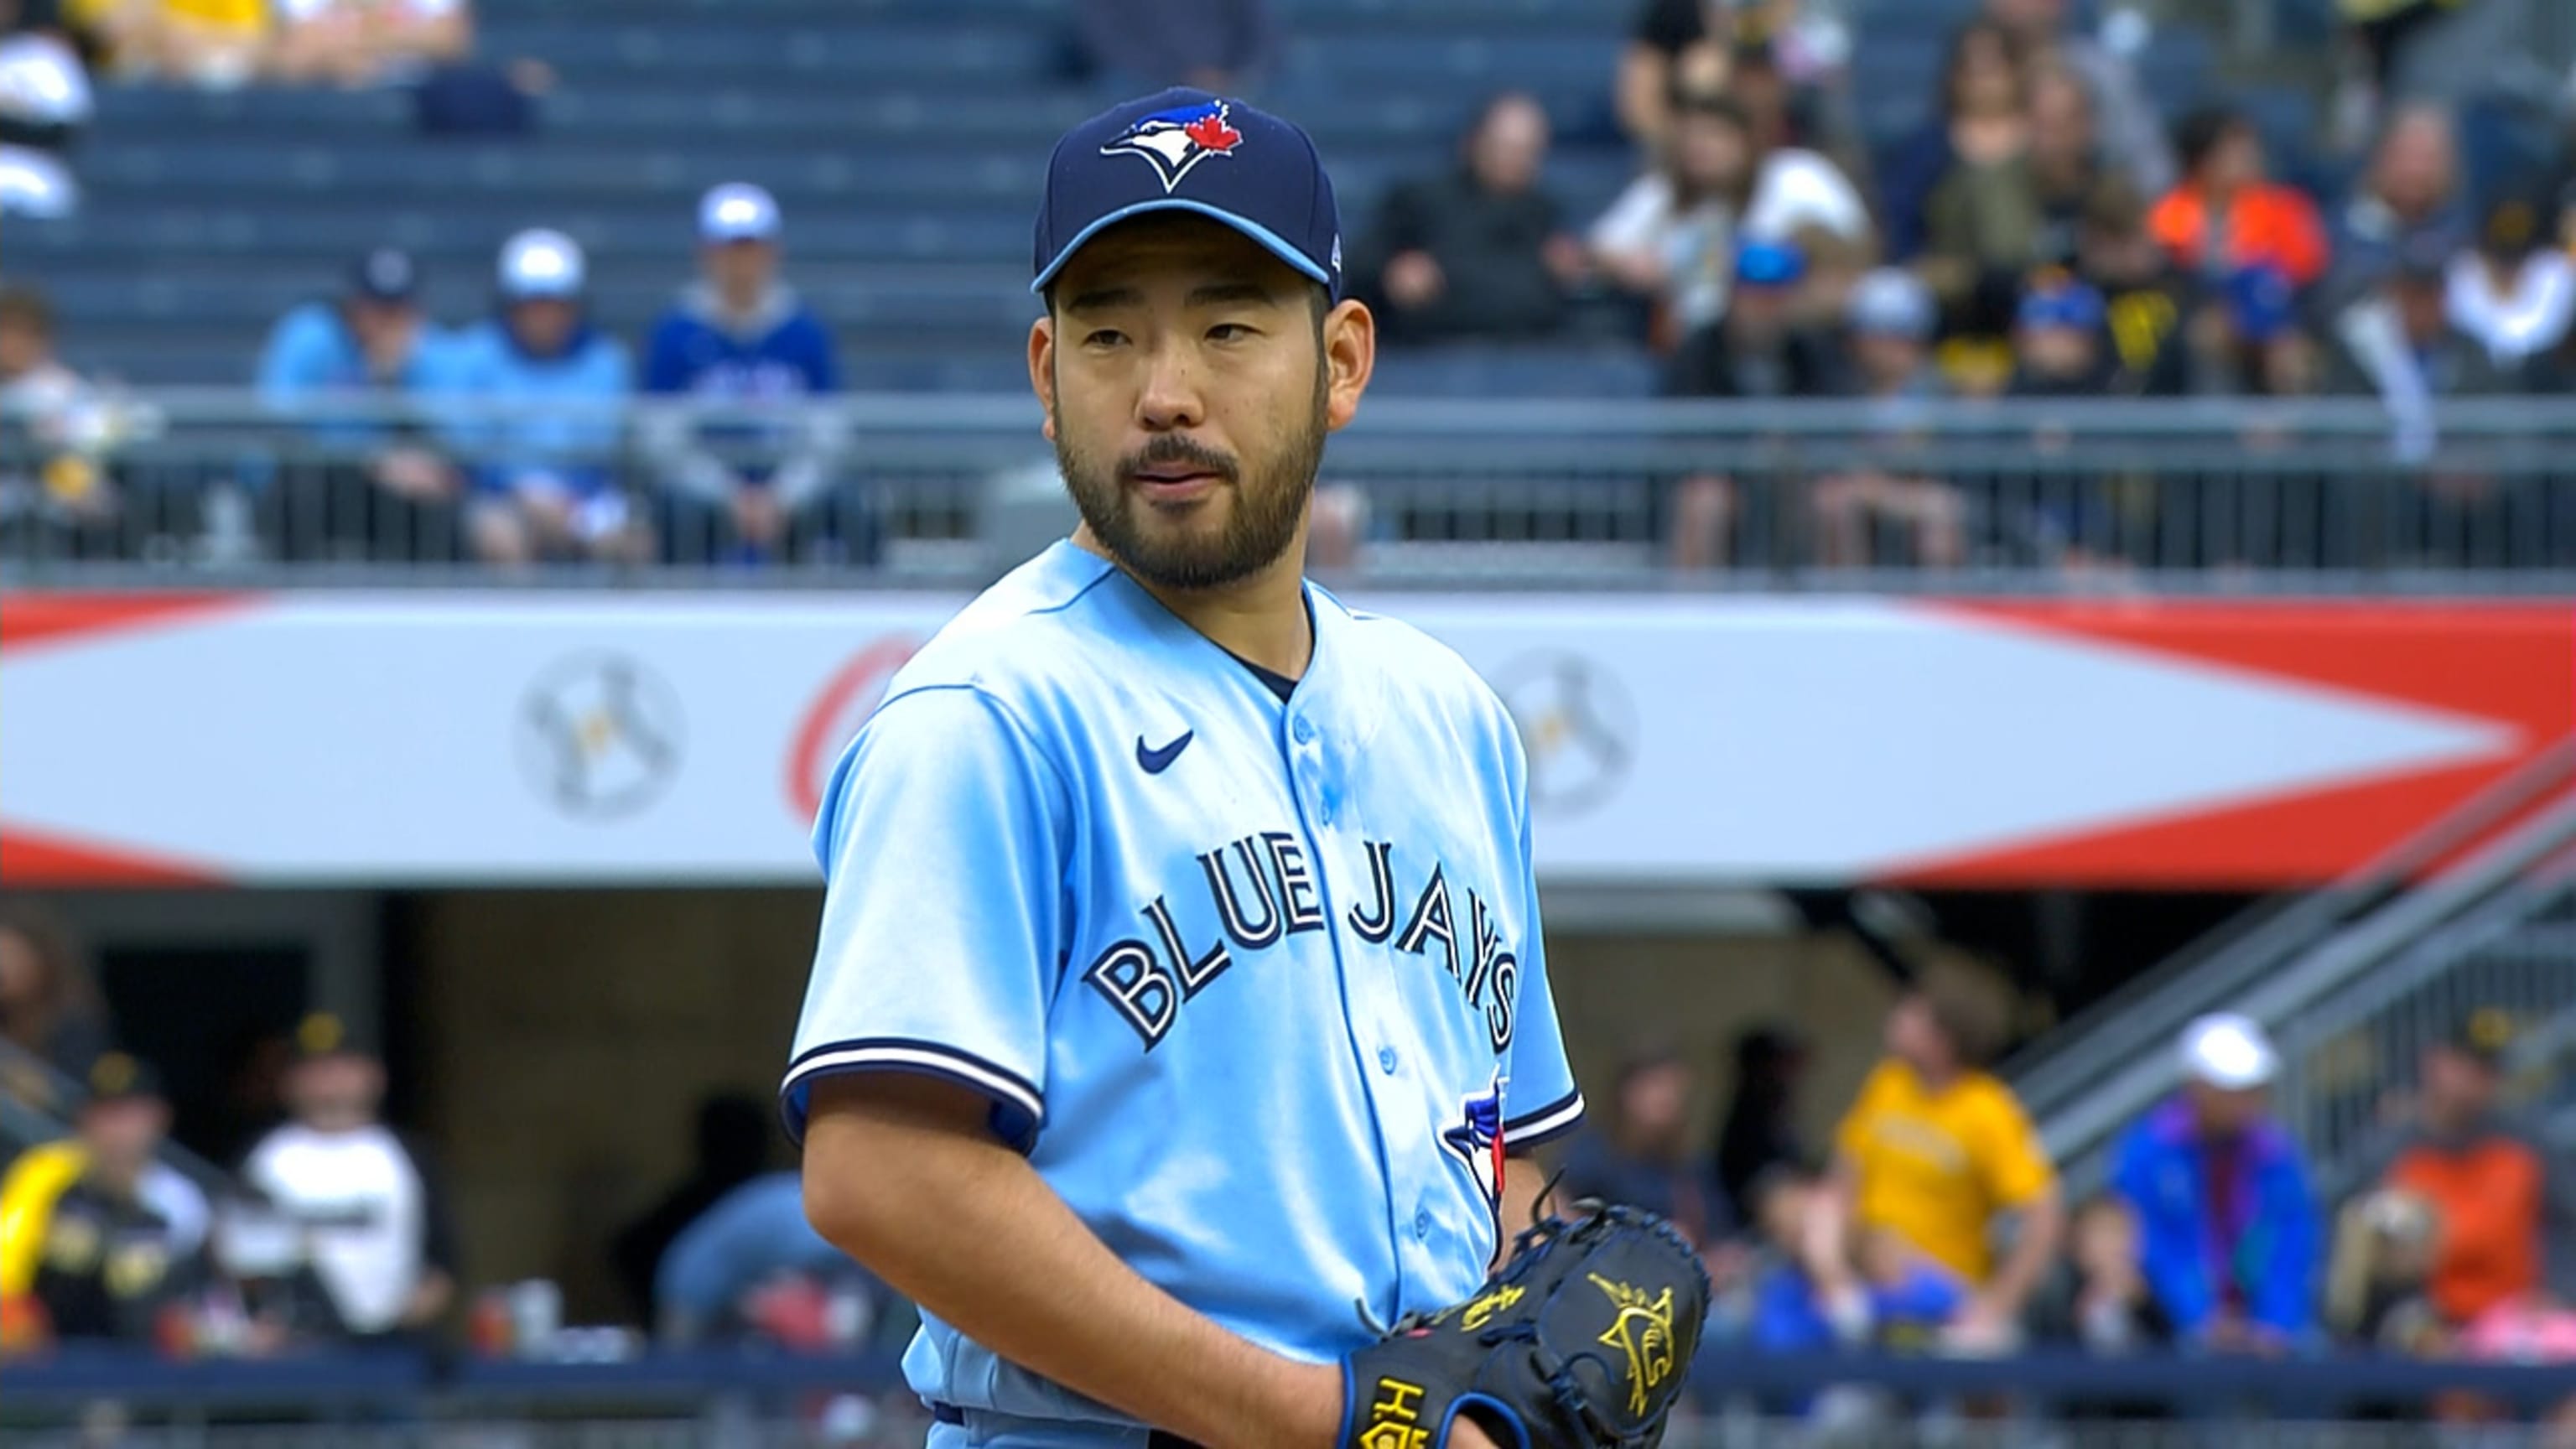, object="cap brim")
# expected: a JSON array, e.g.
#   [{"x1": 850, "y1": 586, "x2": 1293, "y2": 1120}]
[{"x1": 1032, "y1": 198, "x2": 1332, "y2": 295}]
